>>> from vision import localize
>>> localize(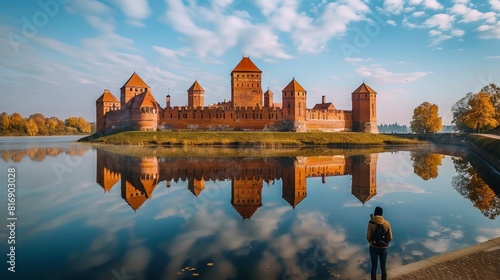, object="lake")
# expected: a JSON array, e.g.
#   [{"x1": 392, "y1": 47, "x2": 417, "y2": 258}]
[{"x1": 0, "y1": 136, "x2": 499, "y2": 280}]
